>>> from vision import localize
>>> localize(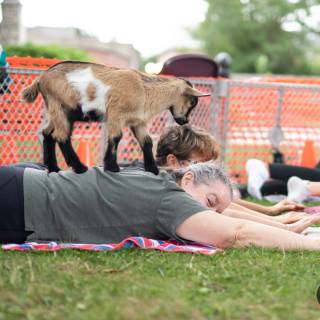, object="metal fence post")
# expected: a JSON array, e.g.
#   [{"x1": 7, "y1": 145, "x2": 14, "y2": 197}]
[
  {"x1": 269, "y1": 87, "x2": 285, "y2": 150},
  {"x1": 100, "y1": 122, "x2": 107, "y2": 166},
  {"x1": 276, "y1": 87, "x2": 284, "y2": 126},
  {"x1": 216, "y1": 79, "x2": 230, "y2": 163},
  {"x1": 210, "y1": 81, "x2": 218, "y2": 137}
]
